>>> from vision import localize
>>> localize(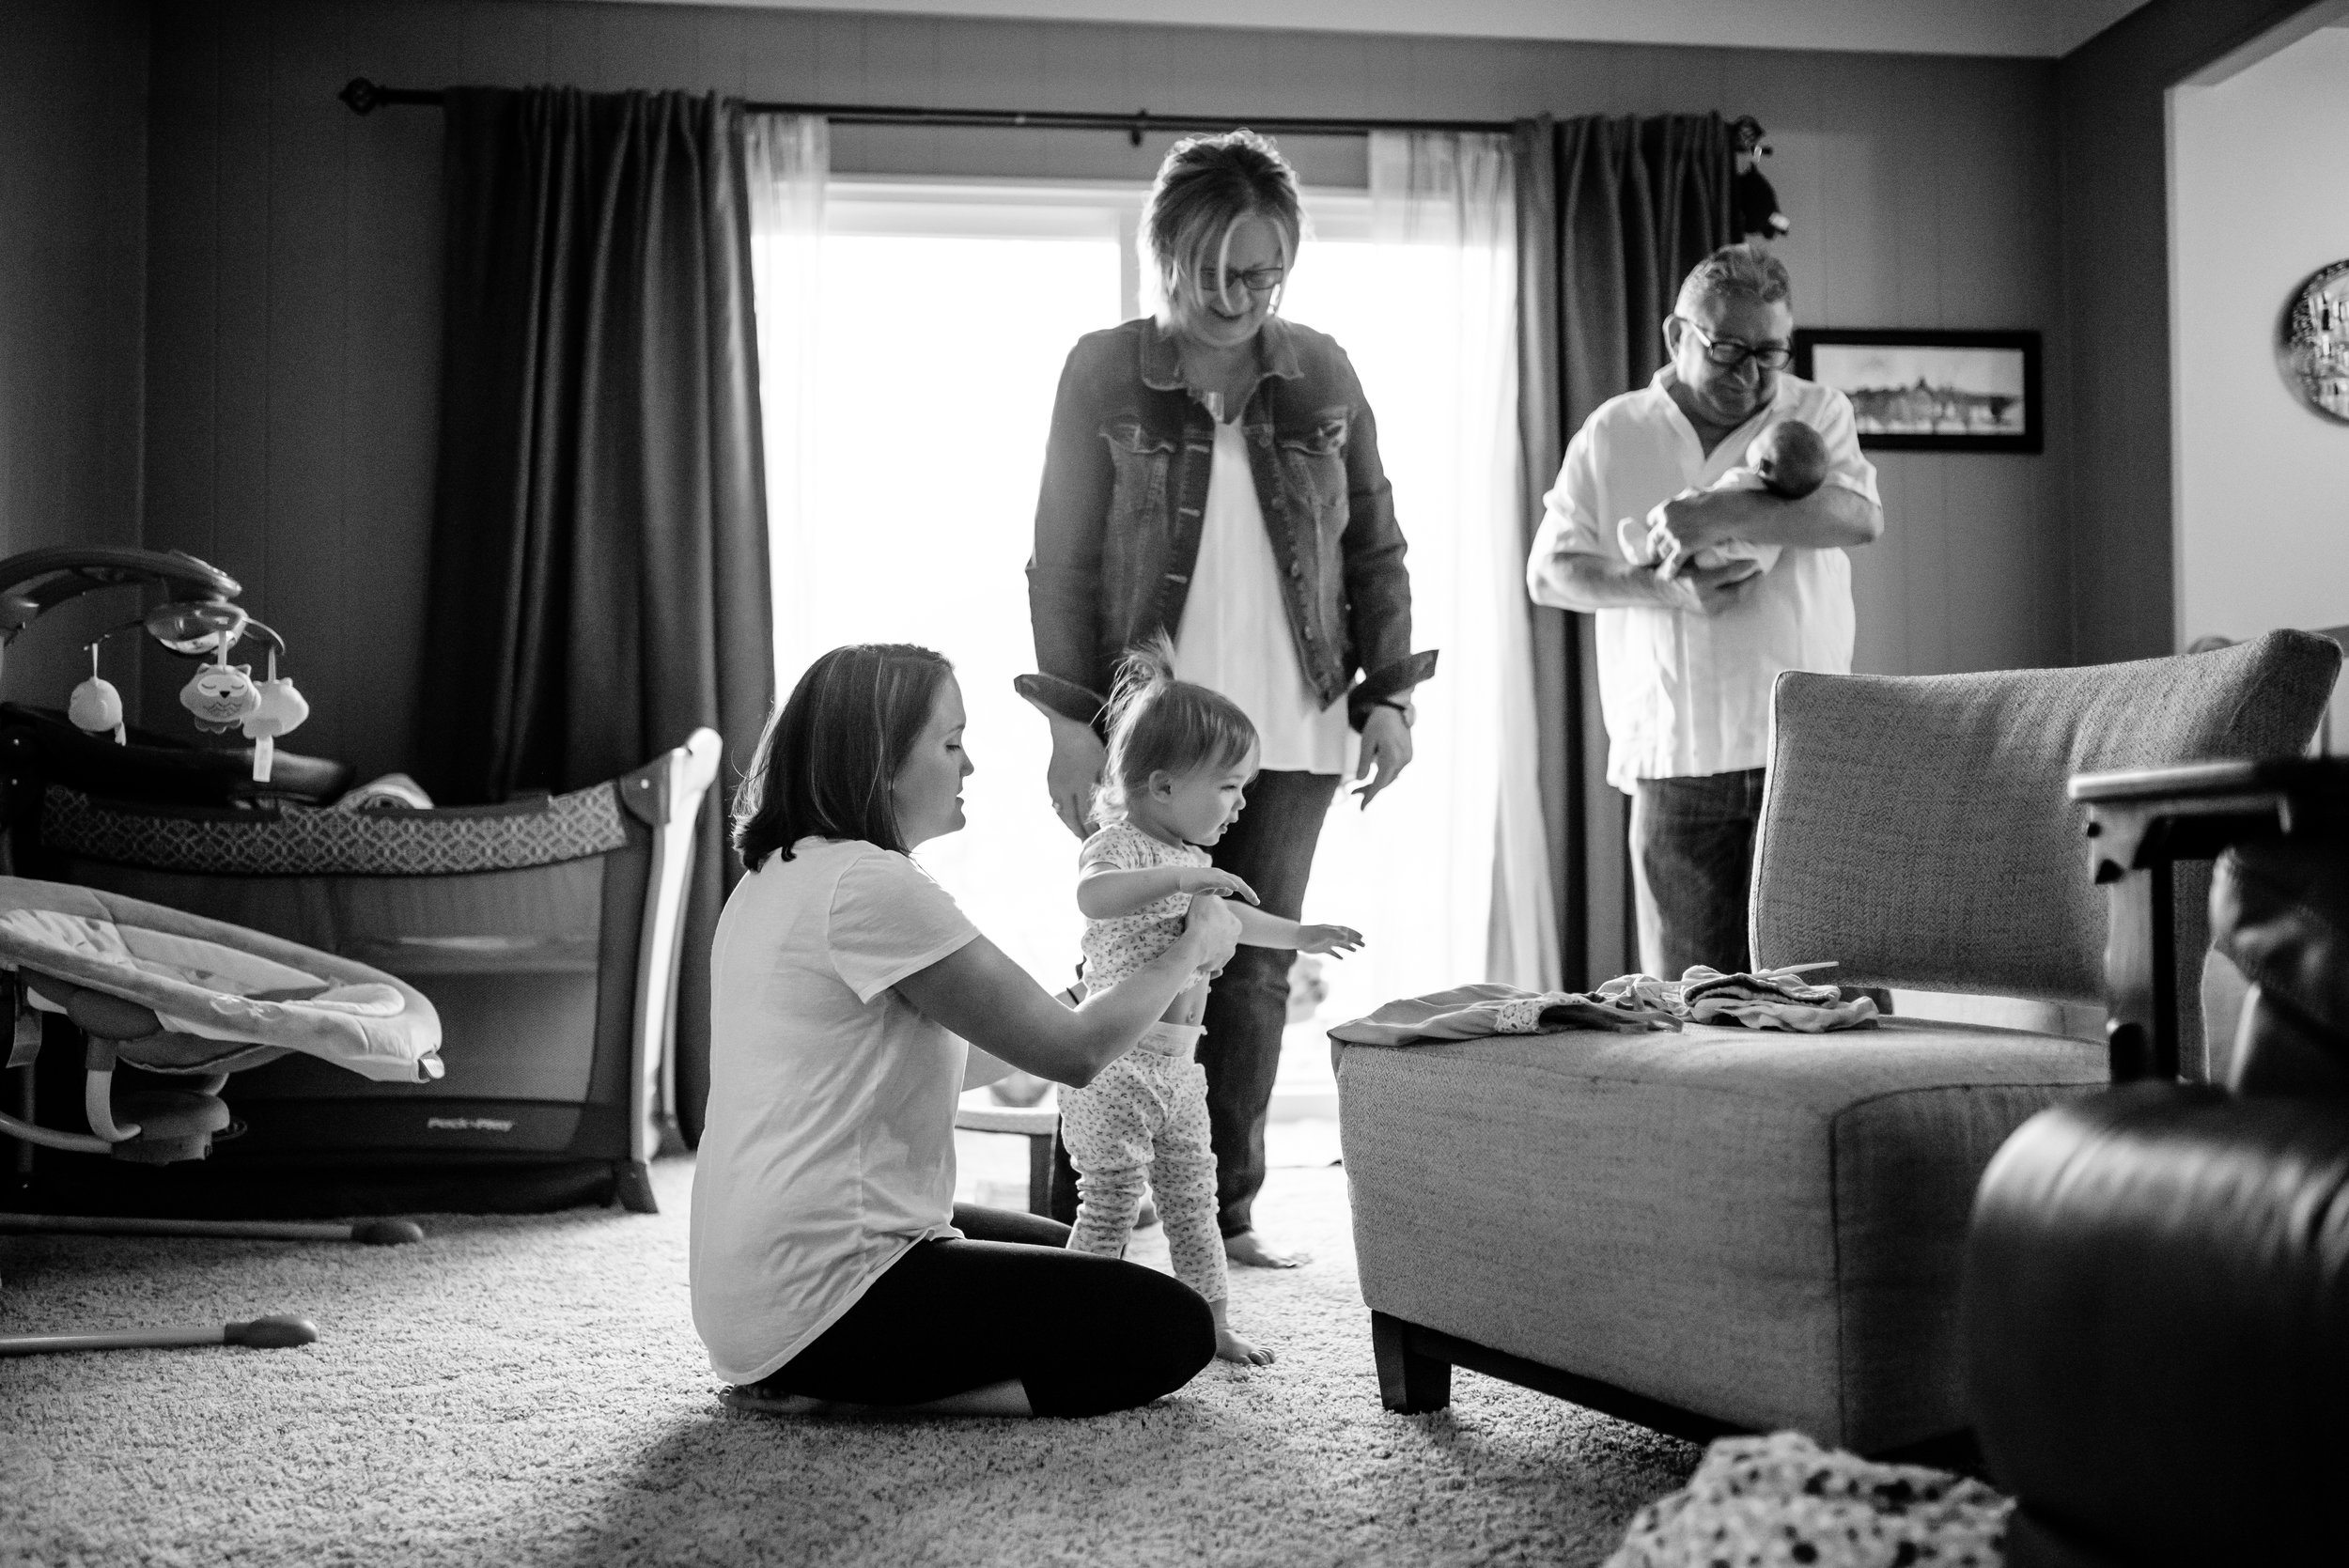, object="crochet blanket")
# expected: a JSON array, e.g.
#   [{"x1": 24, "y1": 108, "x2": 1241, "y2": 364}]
[{"x1": 1608, "y1": 1432, "x2": 2009, "y2": 1568}]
